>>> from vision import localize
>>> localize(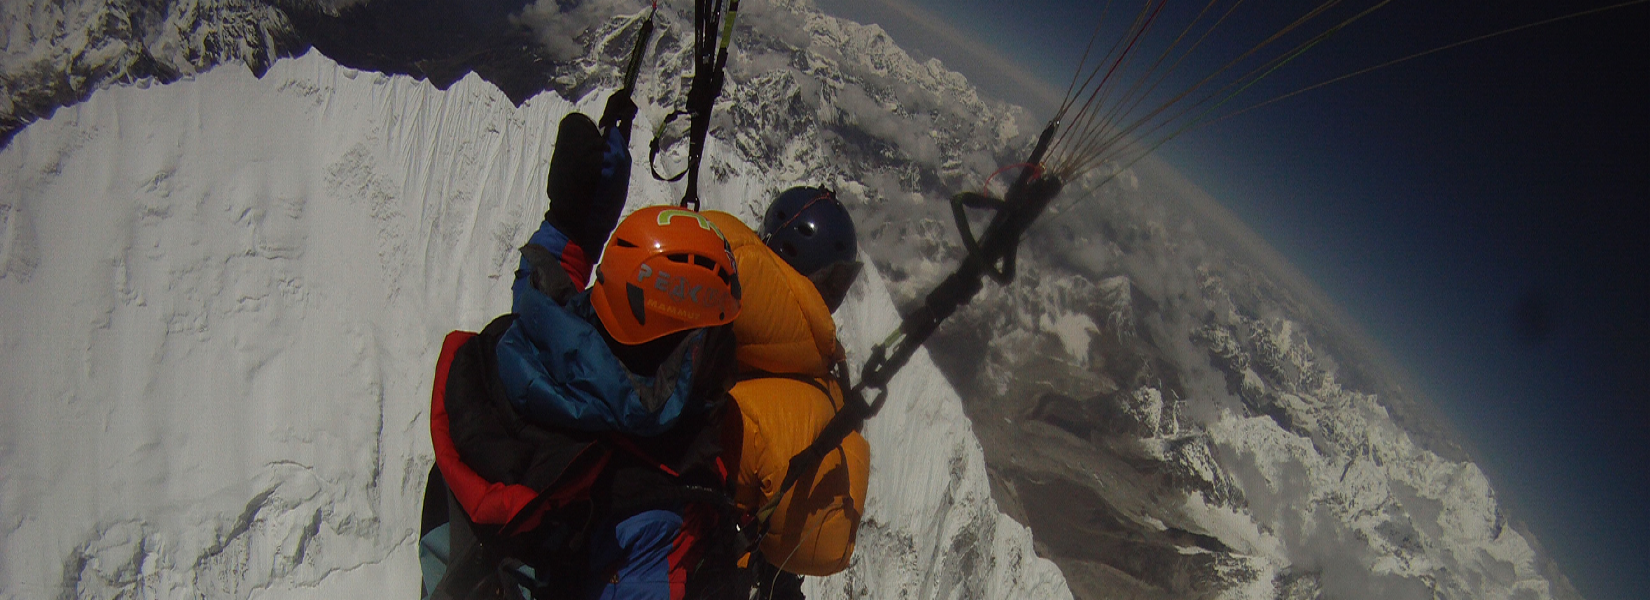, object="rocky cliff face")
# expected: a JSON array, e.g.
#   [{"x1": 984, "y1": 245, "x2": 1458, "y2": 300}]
[{"x1": 0, "y1": 0, "x2": 302, "y2": 145}]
